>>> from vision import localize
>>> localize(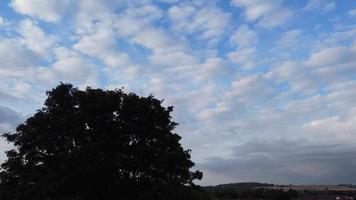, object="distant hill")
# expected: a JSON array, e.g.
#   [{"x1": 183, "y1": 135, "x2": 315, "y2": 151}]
[{"x1": 206, "y1": 182, "x2": 273, "y2": 190}]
